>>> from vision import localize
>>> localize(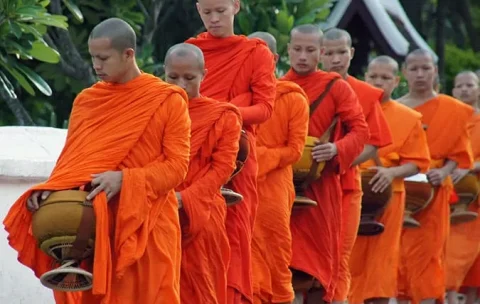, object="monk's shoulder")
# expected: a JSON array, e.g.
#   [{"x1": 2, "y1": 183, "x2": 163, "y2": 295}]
[
  {"x1": 347, "y1": 76, "x2": 383, "y2": 103},
  {"x1": 438, "y1": 94, "x2": 474, "y2": 118},
  {"x1": 388, "y1": 100, "x2": 422, "y2": 120},
  {"x1": 276, "y1": 80, "x2": 306, "y2": 97}
]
